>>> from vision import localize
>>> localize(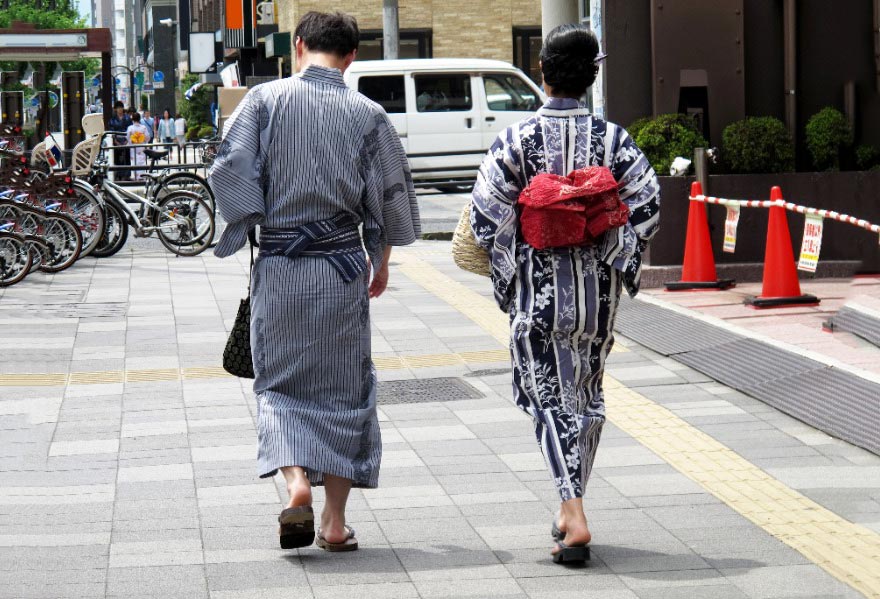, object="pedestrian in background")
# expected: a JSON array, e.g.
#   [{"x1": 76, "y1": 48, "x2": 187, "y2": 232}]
[
  {"x1": 174, "y1": 113, "x2": 186, "y2": 152},
  {"x1": 142, "y1": 109, "x2": 155, "y2": 141},
  {"x1": 209, "y1": 10, "x2": 419, "y2": 553},
  {"x1": 157, "y1": 108, "x2": 175, "y2": 150},
  {"x1": 126, "y1": 112, "x2": 151, "y2": 181},
  {"x1": 108, "y1": 101, "x2": 132, "y2": 180},
  {"x1": 470, "y1": 23, "x2": 660, "y2": 564}
]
